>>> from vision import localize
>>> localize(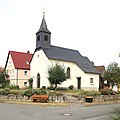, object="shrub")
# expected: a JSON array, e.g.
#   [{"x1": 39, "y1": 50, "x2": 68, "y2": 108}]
[
  {"x1": 42, "y1": 86, "x2": 46, "y2": 89},
  {"x1": 6, "y1": 84, "x2": 19, "y2": 90},
  {"x1": 79, "y1": 90, "x2": 101, "y2": 97},
  {"x1": 68, "y1": 85, "x2": 74, "y2": 90},
  {"x1": 47, "y1": 86, "x2": 55, "y2": 90},
  {"x1": 28, "y1": 78, "x2": 33, "y2": 88},
  {"x1": 112, "y1": 108, "x2": 120, "y2": 120},
  {"x1": 34, "y1": 89, "x2": 47, "y2": 95},
  {"x1": 56, "y1": 87, "x2": 68, "y2": 91},
  {"x1": 100, "y1": 88, "x2": 114, "y2": 95},
  {"x1": 0, "y1": 88, "x2": 10, "y2": 95},
  {"x1": 23, "y1": 89, "x2": 34, "y2": 99}
]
